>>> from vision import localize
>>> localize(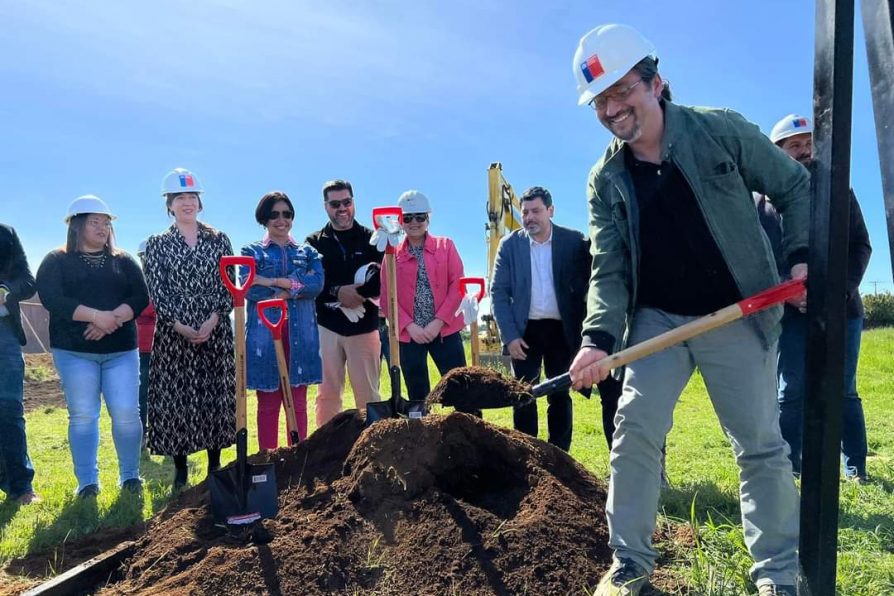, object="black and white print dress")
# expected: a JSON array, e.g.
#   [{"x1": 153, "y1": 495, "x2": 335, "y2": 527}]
[{"x1": 143, "y1": 223, "x2": 236, "y2": 455}]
